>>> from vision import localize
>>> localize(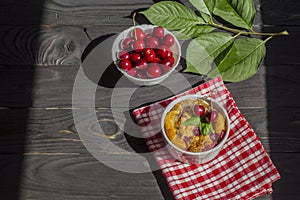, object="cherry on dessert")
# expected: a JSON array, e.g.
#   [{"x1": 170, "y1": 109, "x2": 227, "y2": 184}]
[
  {"x1": 163, "y1": 34, "x2": 175, "y2": 47},
  {"x1": 209, "y1": 133, "x2": 219, "y2": 141},
  {"x1": 155, "y1": 45, "x2": 170, "y2": 59},
  {"x1": 152, "y1": 26, "x2": 164, "y2": 38},
  {"x1": 119, "y1": 59, "x2": 132, "y2": 71},
  {"x1": 130, "y1": 52, "x2": 141, "y2": 63},
  {"x1": 132, "y1": 28, "x2": 146, "y2": 40},
  {"x1": 135, "y1": 59, "x2": 148, "y2": 70},
  {"x1": 193, "y1": 127, "x2": 200, "y2": 136},
  {"x1": 132, "y1": 40, "x2": 145, "y2": 52},
  {"x1": 207, "y1": 110, "x2": 218, "y2": 122},
  {"x1": 145, "y1": 36, "x2": 159, "y2": 48},
  {"x1": 122, "y1": 37, "x2": 134, "y2": 49},
  {"x1": 127, "y1": 68, "x2": 137, "y2": 77},
  {"x1": 142, "y1": 48, "x2": 156, "y2": 62},
  {"x1": 194, "y1": 105, "x2": 205, "y2": 117},
  {"x1": 147, "y1": 64, "x2": 162, "y2": 78},
  {"x1": 118, "y1": 50, "x2": 130, "y2": 60}
]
